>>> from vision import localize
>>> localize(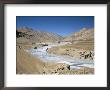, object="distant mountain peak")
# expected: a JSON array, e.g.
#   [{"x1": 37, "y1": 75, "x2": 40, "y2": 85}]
[
  {"x1": 17, "y1": 26, "x2": 33, "y2": 31},
  {"x1": 80, "y1": 27, "x2": 87, "y2": 31}
]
